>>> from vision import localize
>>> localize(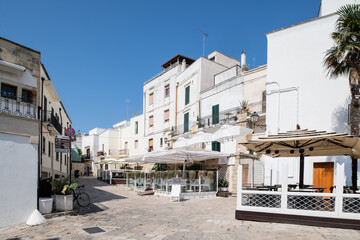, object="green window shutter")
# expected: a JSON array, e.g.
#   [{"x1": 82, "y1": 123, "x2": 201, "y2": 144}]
[
  {"x1": 185, "y1": 86, "x2": 190, "y2": 105},
  {"x1": 212, "y1": 104, "x2": 219, "y2": 124},
  {"x1": 211, "y1": 141, "x2": 221, "y2": 152},
  {"x1": 184, "y1": 113, "x2": 189, "y2": 133}
]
